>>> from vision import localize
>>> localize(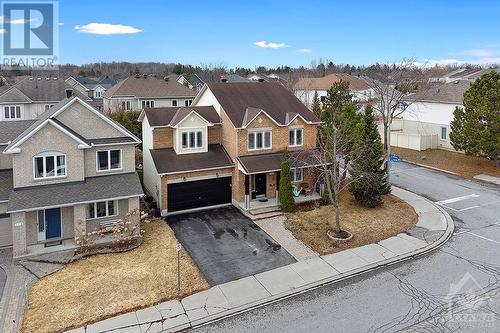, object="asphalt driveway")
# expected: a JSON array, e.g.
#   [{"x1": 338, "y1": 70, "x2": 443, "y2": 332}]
[{"x1": 167, "y1": 207, "x2": 296, "y2": 285}]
